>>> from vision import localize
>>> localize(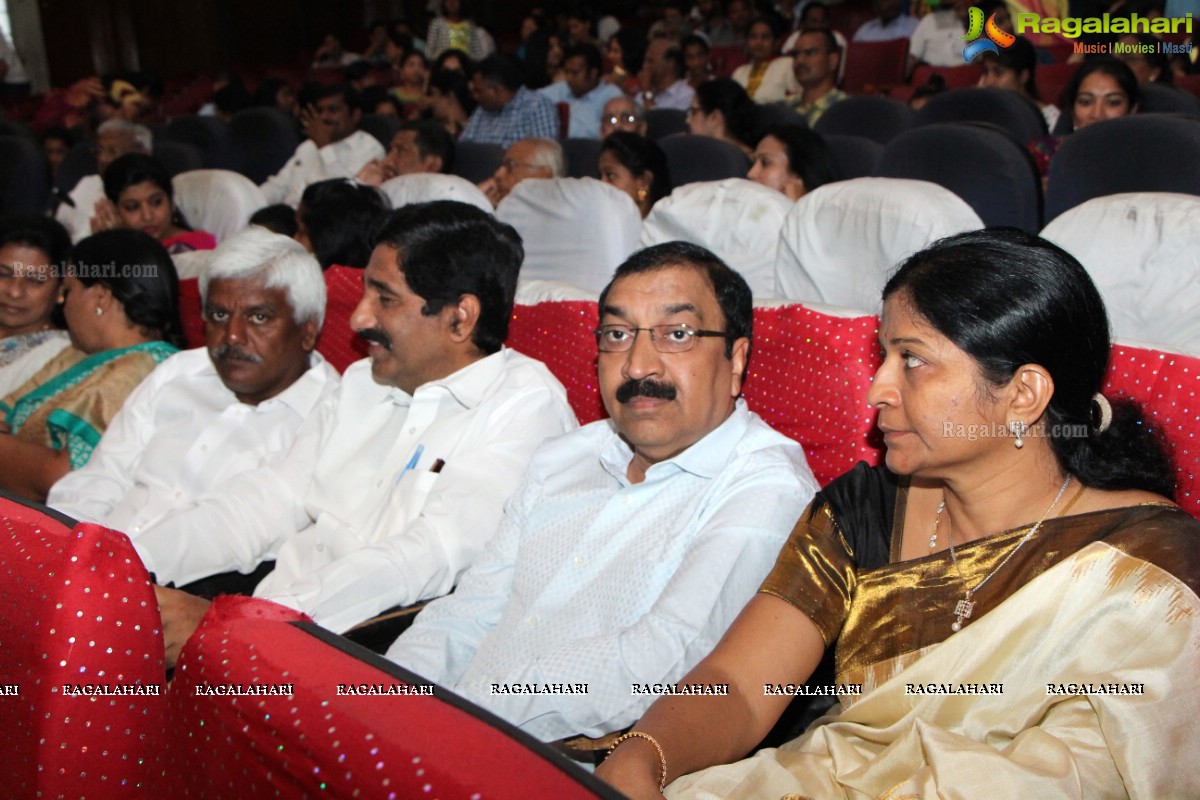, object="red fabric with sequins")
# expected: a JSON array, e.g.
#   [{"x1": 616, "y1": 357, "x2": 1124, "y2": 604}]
[
  {"x1": 157, "y1": 596, "x2": 611, "y2": 798},
  {"x1": 320, "y1": 265, "x2": 371, "y2": 374},
  {"x1": 0, "y1": 508, "x2": 165, "y2": 795},
  {"x1": 1105, "y1": 344, "x2": 1200, "y2": 518}
]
